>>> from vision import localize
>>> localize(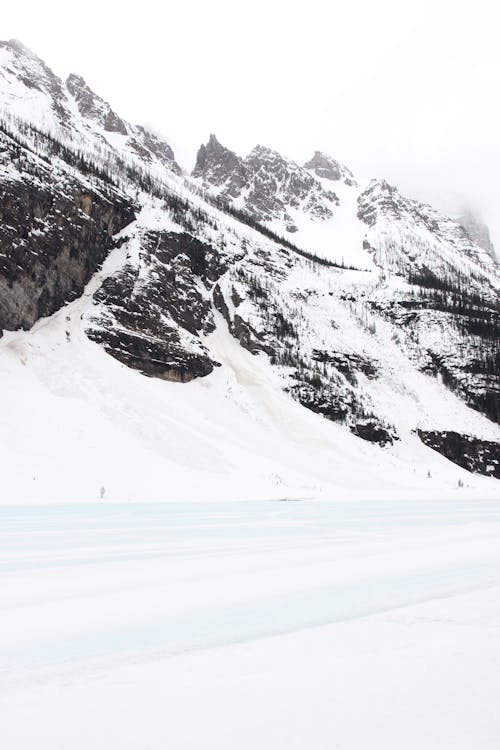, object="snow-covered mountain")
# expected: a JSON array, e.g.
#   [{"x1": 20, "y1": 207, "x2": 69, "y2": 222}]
[
  {"x1": 0, "y1": 39, "x2": 181, "y2": 174},
  {"x1": 192, "y1": 135, "x2": 342, "y2": 233},
  {"x1": 0, "y1": 39, "x2": 499, "y2": 501},
  {"x1": 457, "y1": 207, "x2": 497, "y2": 262}
]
